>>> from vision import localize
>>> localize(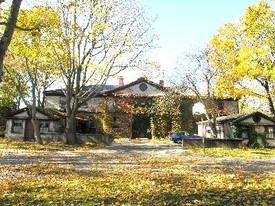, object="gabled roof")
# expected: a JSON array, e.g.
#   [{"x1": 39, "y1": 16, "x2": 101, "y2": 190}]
[
  {"x1": 197, "y1": 111, "x2": 275, "y2": 126},
  {"x1": 106, "y1": 77, "x2": 166, "y2": 95},
  {"x1": 215, "y1": 111, "x2": 275, "y2": 124},
  {"x1": 216, "y1": 113, "x2": 244, "y2": 123},
  {"x1": 6, "y1": 107, "x2": 60, "y2": 120},
  {"x1": 45, "y1": 85, "x2": 118, "y2": 96},
  {"x1": 232, "y1": 111, "x2": 275, "y2": 124}
]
